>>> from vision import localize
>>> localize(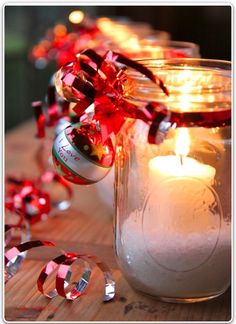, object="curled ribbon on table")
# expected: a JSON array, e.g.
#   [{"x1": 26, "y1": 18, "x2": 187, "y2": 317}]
[
  {"x1": 5, "y1": 174, "x2": 72, "y2": 225},
  {"x1": 5, "y1": 238, "x2": 115, "y2": 302},
  {"x1": 38, "y1": 251, "x2": 115, "y2": 301},
  {"x1": 4, "y1": 223, "x2": 31, "y2": 282},
  {"x1": 5, "y1": 176, "x2": 50, "y2": 225},
  {"x1": 5, "y1": 238, "x2": 54, "y2": 284}
]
